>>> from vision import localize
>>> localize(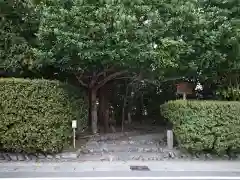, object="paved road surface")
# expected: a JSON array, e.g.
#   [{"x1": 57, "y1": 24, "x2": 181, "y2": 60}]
[
  {"x1": 1, "y1": 171, "x2": 240, "y2": 179},
  {"x1": 1, "y1": 161, "x2": 240, "y2": 179}
]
